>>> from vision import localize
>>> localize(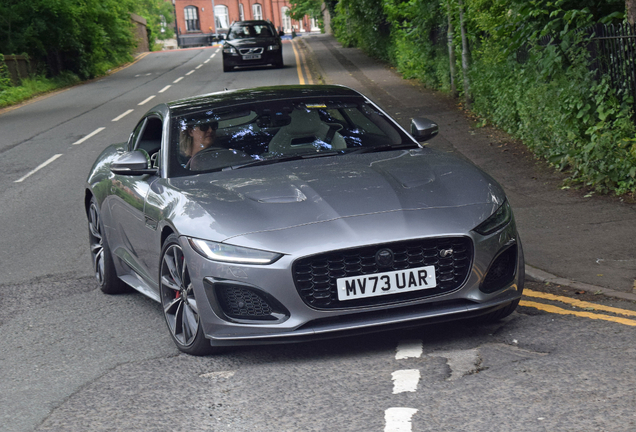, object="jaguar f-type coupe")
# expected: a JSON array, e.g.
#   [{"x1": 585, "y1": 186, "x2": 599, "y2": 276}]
[{"x1": 85, "y1": 85, "x2": 524, "y2": 355}]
